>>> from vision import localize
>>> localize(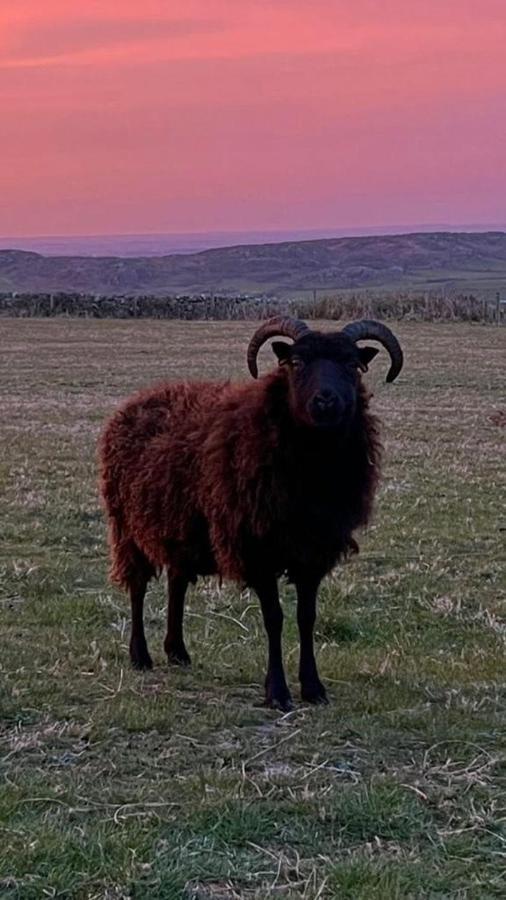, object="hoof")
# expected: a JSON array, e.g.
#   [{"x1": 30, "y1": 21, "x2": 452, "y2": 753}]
[
  {"x1": 130, "y1": 636, "x2": 153, "y2": 670},
  {"x1": 268, "y1": 696, "x2": 294, "y2": 712},
  {"x1": 130, "y1": 648, "x2": 153, "y2": 671},
  {"x1": 265, "y1": 683, "x2": 294, "y2": 712},
  {"x1": 165, "y1": 642, "x2": 191, "y2": 667},
  {"x1": 301, "y1": 680, "x2": 328, "y2": 705}
]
